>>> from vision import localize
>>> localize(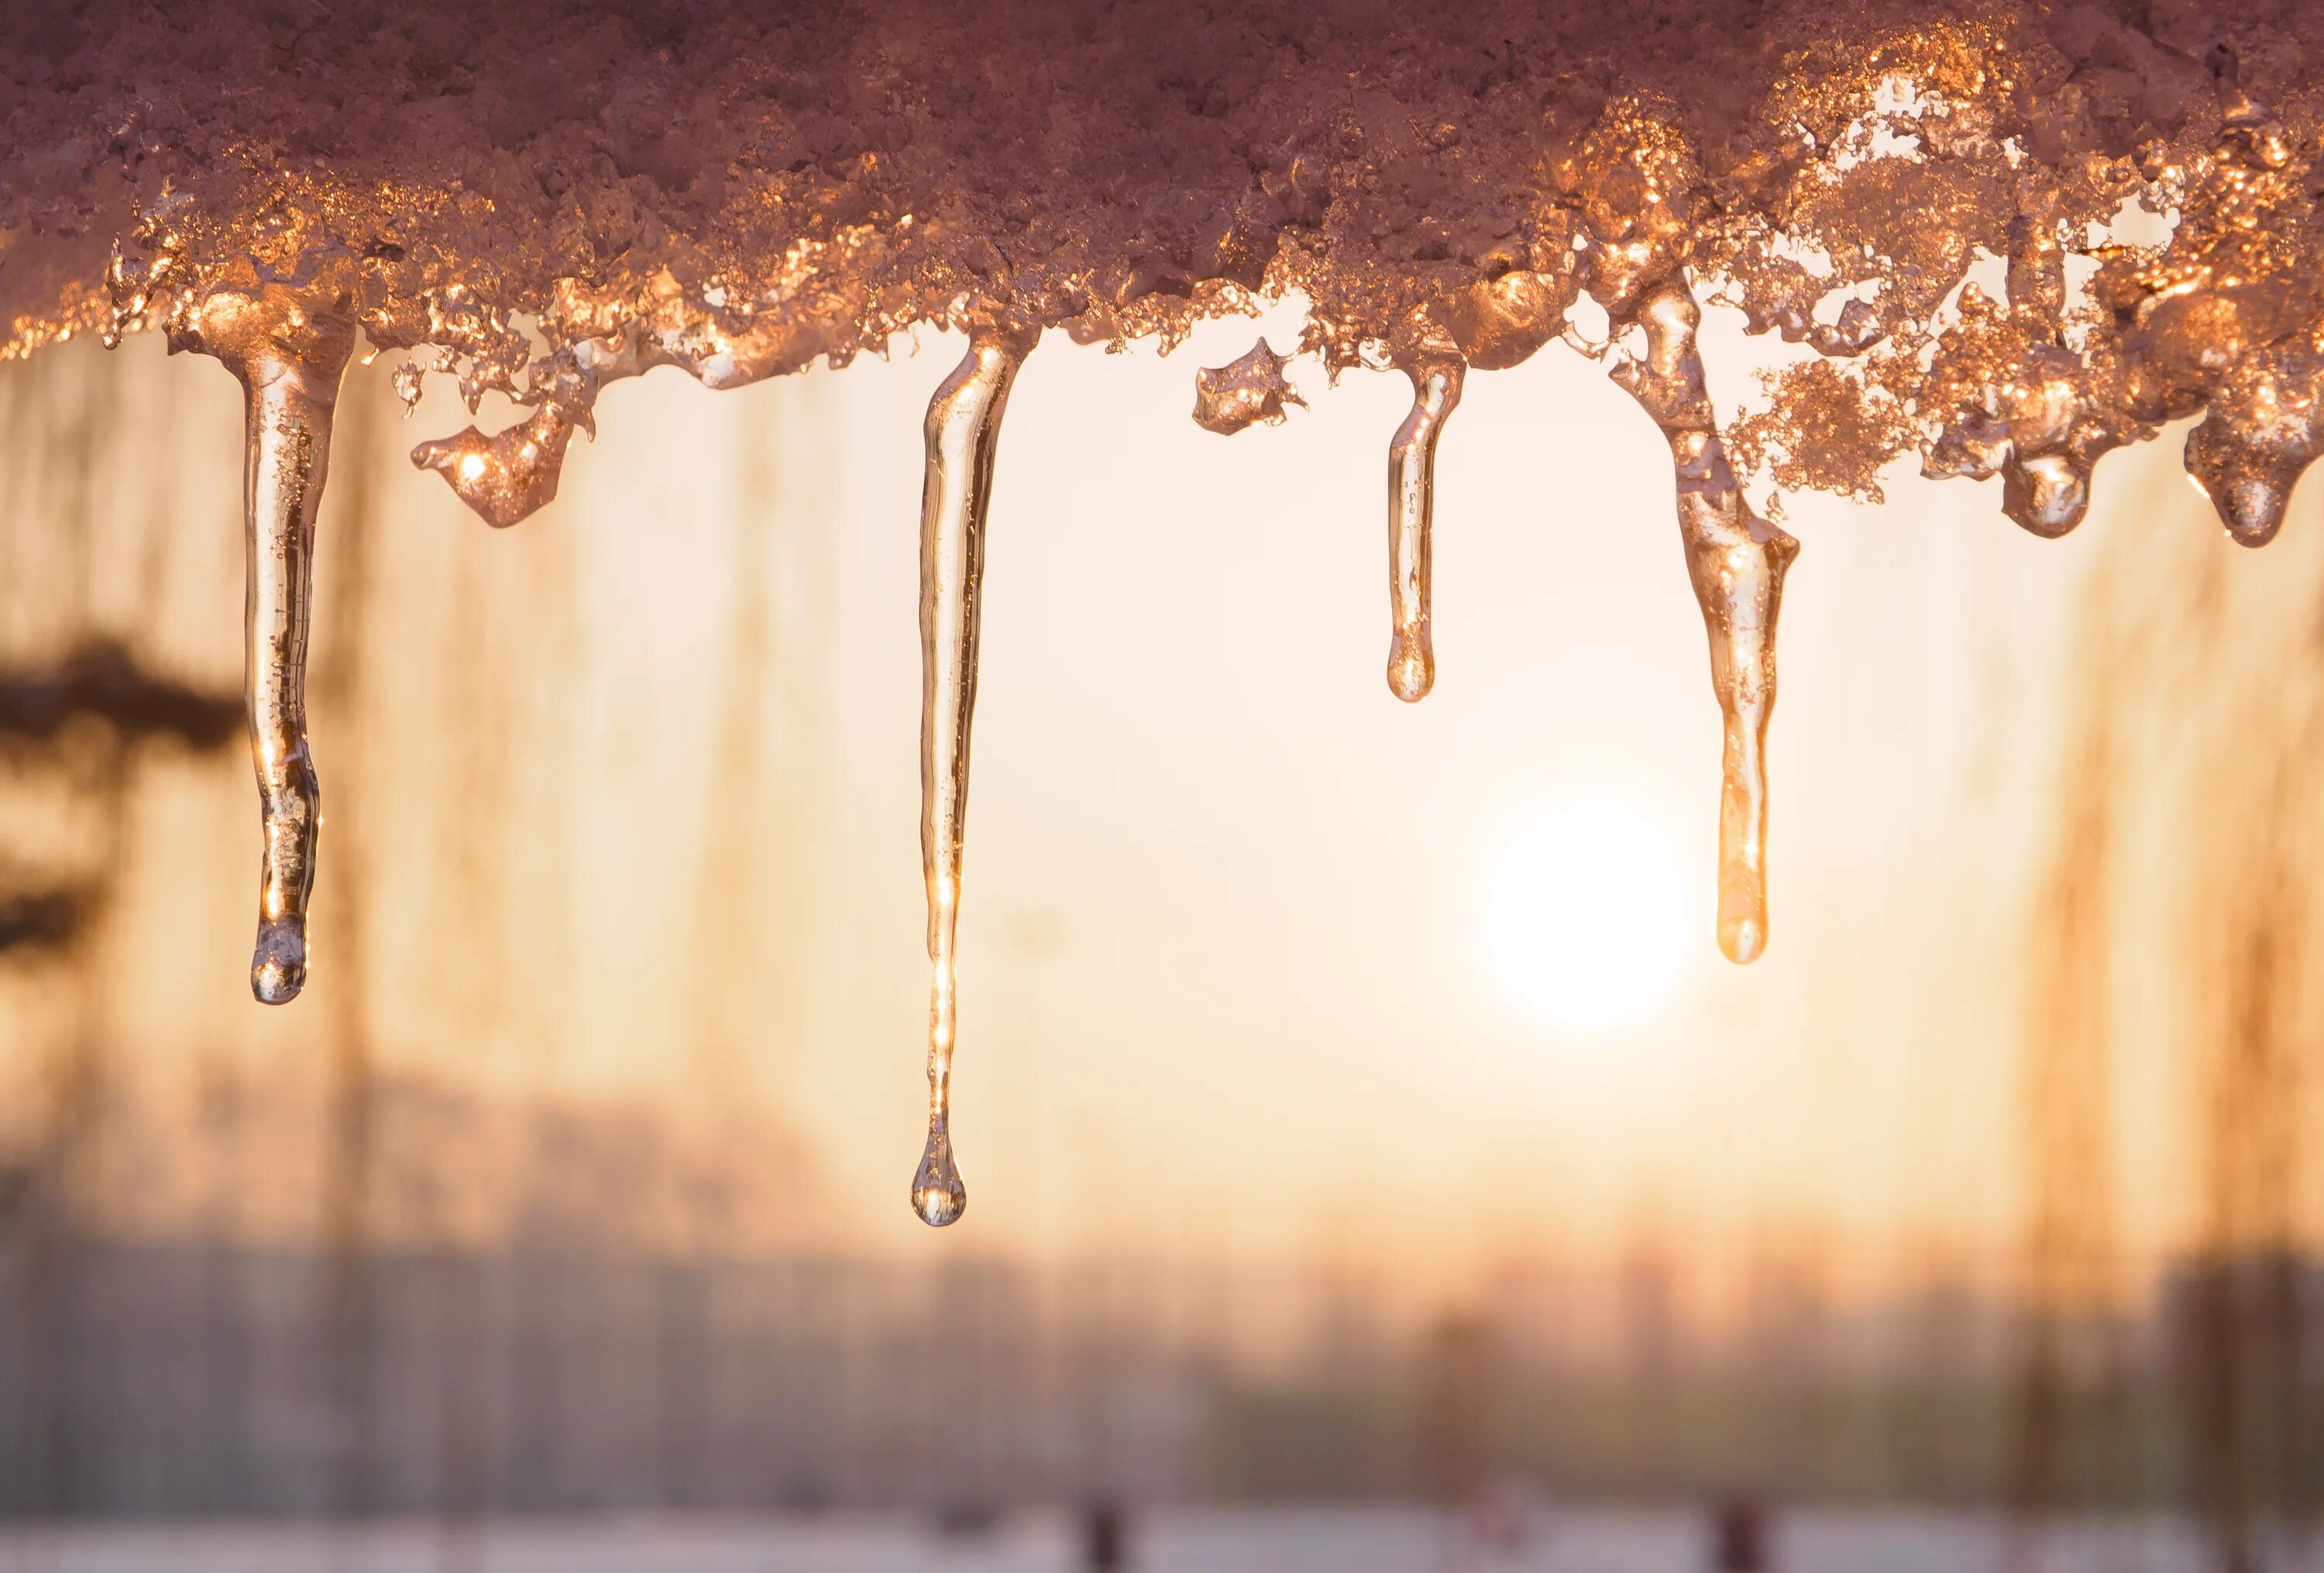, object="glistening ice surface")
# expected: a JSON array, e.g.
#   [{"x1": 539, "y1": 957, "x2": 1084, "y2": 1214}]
[{"x1": 4, "y1": 0, "x2": 2320, "y2": 1222}]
